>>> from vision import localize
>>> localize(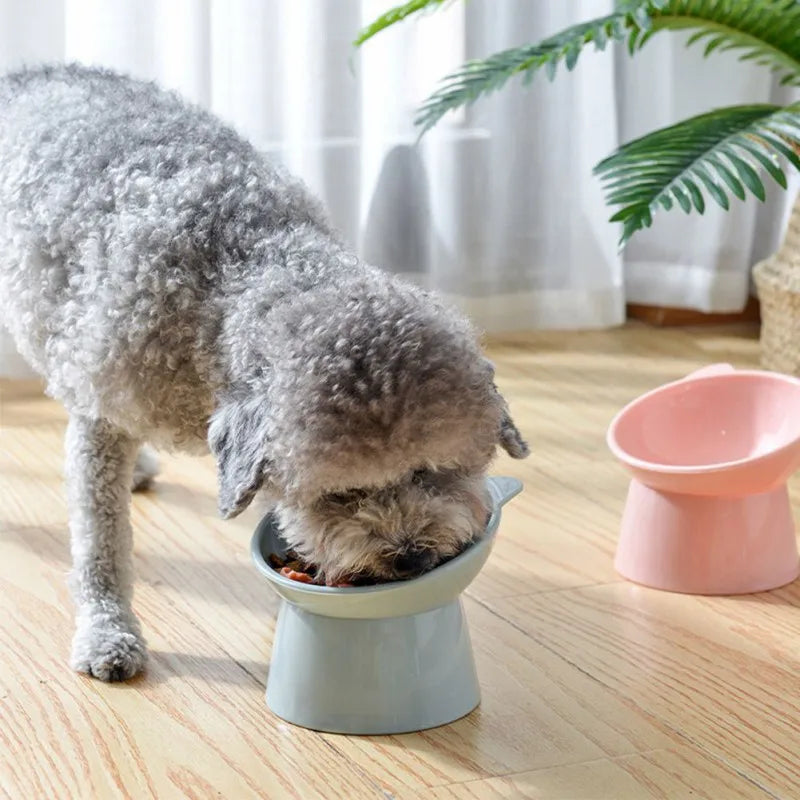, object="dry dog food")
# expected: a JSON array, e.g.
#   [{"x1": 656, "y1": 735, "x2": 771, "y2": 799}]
[
  {"x1": 269, "y1": 551, "x2": 355, "y2": 587},
  {"x1": 268, "y1": 551, "x2": 316, "y2": 582}
]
